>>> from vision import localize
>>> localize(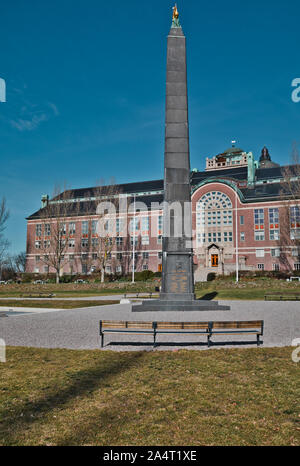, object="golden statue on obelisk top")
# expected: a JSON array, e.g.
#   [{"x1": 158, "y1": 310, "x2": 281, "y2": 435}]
[
  {"x1": 172, "y1": 4, "x2": 179, "y2": 20},
  {"x1": 171, "y1": 3, "x2": 180, "y2": 27}
]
